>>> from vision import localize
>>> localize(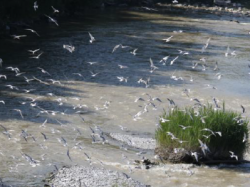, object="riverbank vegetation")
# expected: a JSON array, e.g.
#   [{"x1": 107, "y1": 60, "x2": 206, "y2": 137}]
[{"x1": 155, "y1": 104, "x2": 249, "y2": 163}]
